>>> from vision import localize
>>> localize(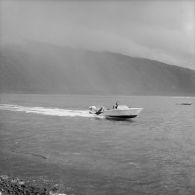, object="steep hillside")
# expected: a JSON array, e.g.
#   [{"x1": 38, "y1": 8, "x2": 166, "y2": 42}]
[{"x1": 0, "y1": 42, "x2": 195, "y2": 96}]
